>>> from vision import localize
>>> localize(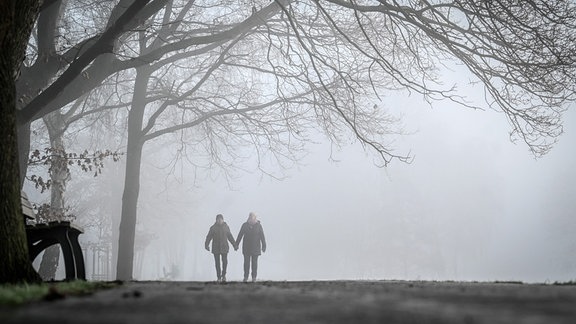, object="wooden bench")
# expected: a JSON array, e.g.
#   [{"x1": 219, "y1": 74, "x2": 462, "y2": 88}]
[{"x1": 22, "y1": 192, "x2": 86, "y2": 280}]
